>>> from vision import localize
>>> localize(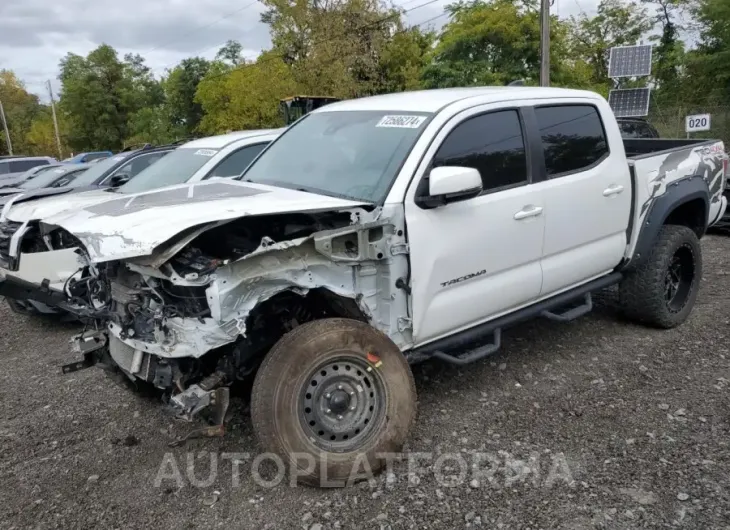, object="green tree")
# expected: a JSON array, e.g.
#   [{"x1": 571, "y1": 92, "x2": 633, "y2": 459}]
[
  {"x1": 568, "y1": 0, "x2": 652, "y2": 87},
  {"x1": 0, "y1": 70, "x2": 43, "y2": 156},
  {"x1": 421, "y1": 0, "x2": 594, "y2": 89},
  {"x1": 25, "y1": 107, "x2": 70, "y2": 157},
  {"x1": 59, "y1": 44, "x2": 163, "y2": 151},
  {"x1": 163, "y1": 57, "x2": 211, "y2": 136},
  {"x1": 215, "y1": 40, "x2": 245, "y2": 66},
  {"x1": 689, "y1": 0, "x2": 730, "y2": 102},
  {"x1": 196, "y1": 52, "x2": 298, "y2": 133},
  {"x1": 260, "y1": 0, "x2": 414, "y2": 97}
]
